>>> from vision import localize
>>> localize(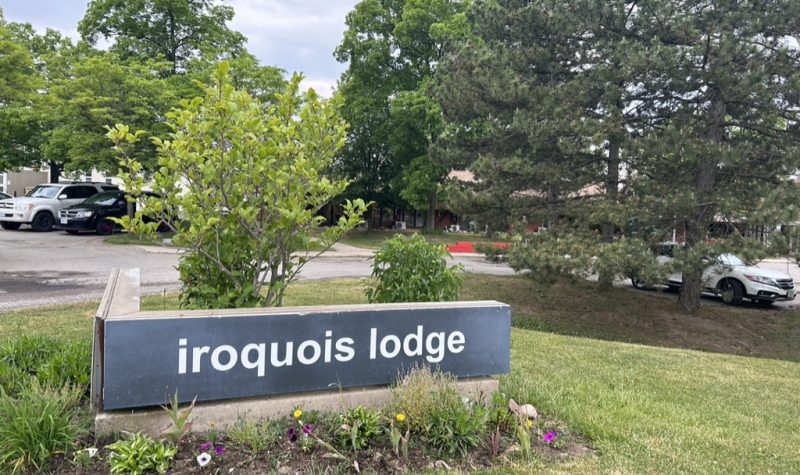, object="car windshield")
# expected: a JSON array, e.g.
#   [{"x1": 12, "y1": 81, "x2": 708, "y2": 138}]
[
  {"x1": 84, "y1": 191, "x2": 122, "y2": 206},
  {"x1": 25, "y1": 185, "x2": 61, "y2": 198},
  {"x1": 718, "y1": 254, "x2": 747, "y2": 266}
]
